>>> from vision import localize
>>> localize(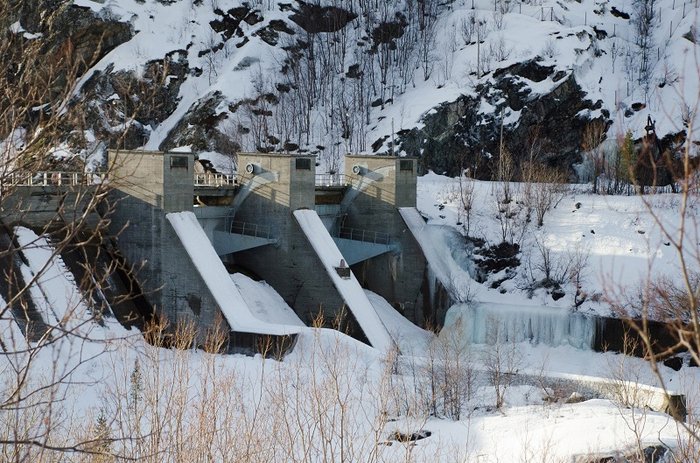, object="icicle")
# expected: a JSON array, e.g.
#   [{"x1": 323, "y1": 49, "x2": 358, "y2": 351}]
[{"x1": 445, "y1": 303, "x2": 596, "y2": 350}]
